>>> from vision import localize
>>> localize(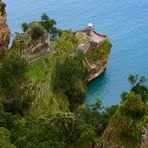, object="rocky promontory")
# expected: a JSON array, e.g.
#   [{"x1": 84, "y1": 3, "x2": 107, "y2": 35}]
[{"x1": 0, "y1": 0, "x2": 10, "y2": 57}]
